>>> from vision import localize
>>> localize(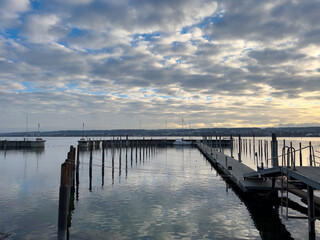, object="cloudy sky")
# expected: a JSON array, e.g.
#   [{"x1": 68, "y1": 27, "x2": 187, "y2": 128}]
[{"x1": 0, "y1": 0, "x2": 320, "y2": 132}]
